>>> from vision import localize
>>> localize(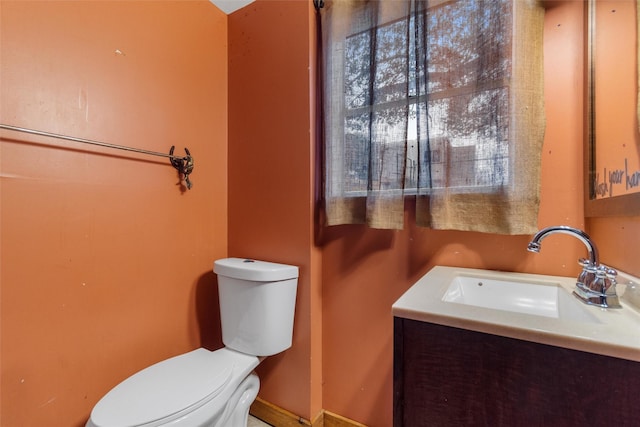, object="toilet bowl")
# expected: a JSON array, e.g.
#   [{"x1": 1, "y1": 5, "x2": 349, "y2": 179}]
[{"x1": 86, "y1": 258, "x2": 298, "y2": 427}]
